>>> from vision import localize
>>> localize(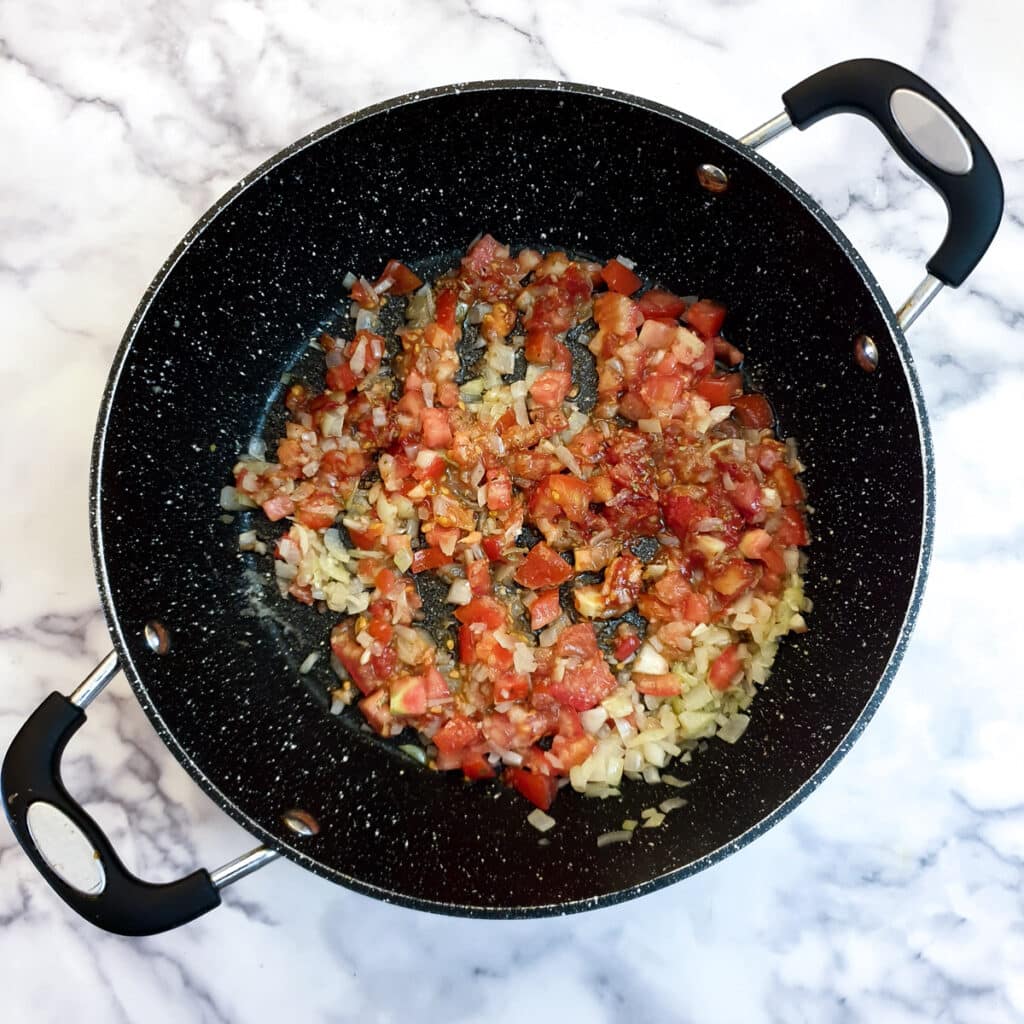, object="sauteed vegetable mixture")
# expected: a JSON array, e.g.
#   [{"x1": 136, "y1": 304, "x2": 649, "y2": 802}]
[{"x1": 223, "y1": 235, "x2": 811, "y2": 814}]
